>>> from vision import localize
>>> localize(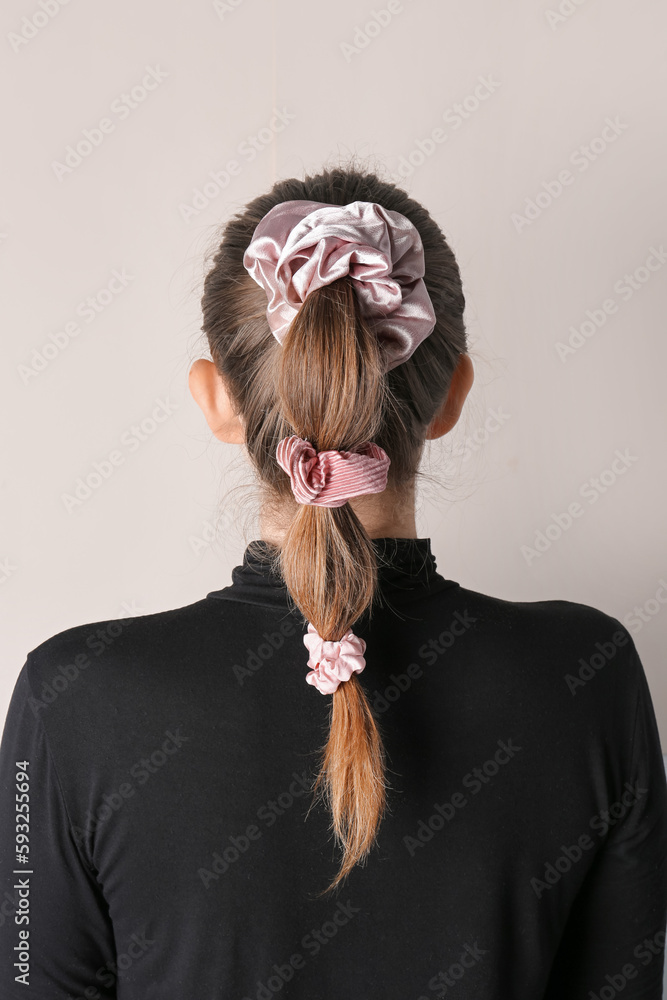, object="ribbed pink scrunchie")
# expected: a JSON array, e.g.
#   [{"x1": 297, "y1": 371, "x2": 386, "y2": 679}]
[
  {"x1": 242, "y1": 199, "x2": 436, "y2": 372},
  {"x1": 276, "y1": 434, "x2": 390, "y2": 507},
  {"x1": 303, "y1": 623, "x2": 367, "y2": 695}
]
